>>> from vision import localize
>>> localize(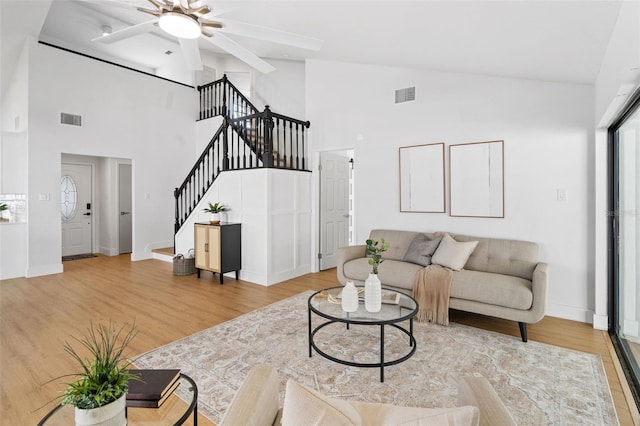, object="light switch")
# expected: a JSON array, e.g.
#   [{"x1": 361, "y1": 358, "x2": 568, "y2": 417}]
[{"x1": 557, "y1": 189, "x2": 568, "y2": 202}]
